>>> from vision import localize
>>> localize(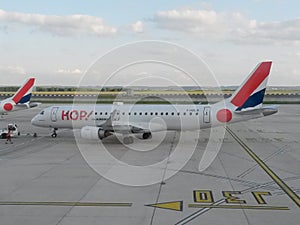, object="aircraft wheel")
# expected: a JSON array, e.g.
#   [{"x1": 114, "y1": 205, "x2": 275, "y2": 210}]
[{"x1": 51, "y1": 128, "x2": 58, "y2": 138}]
